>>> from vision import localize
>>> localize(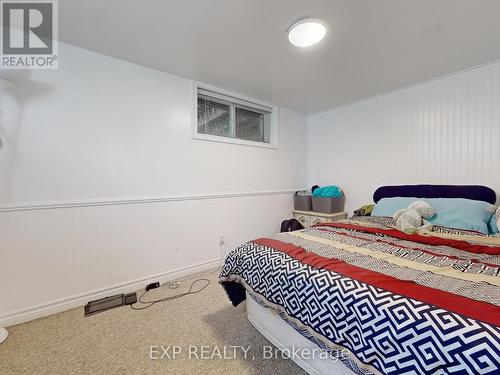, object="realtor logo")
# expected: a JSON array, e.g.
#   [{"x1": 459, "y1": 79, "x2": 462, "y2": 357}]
[{"x1": 1, "y1": 0, "x2": 58, "y2": 69}]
